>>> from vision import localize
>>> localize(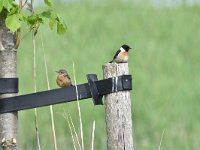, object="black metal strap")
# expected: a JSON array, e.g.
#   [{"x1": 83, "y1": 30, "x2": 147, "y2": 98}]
[
  {"x1": 87, "y1": 74, "x2": 103, "y2": 105},
  {"x1": 95, "y1": 75, "x2": 132, "y2": 95},
  {"x1": 0, "y1": 75, "x2": 132, "y2": 113},
  {"x1": 0, "y1": 78, "x2": 18, "y2": 94}
]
